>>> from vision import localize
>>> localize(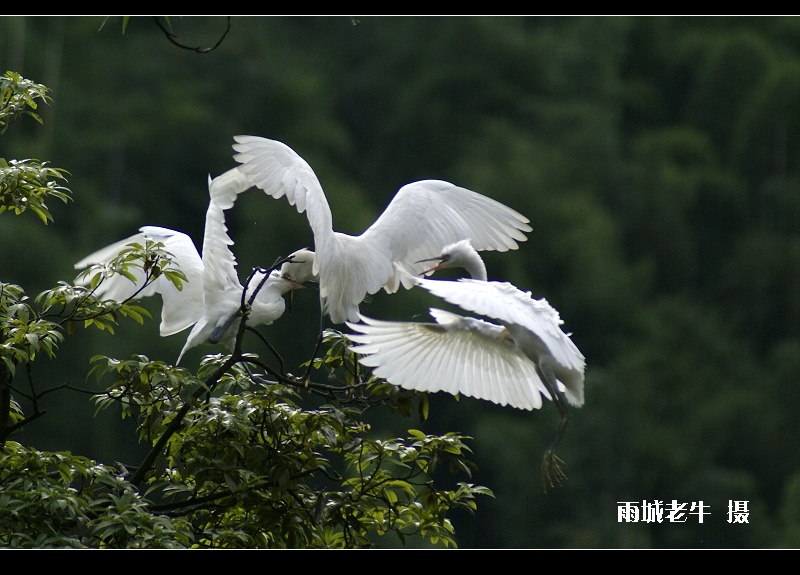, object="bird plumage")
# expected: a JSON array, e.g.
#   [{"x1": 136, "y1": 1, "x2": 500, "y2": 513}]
[
  {"x1": 74, "y1": 225, "x2": 206, "y2": 338},
  {"x1": 345, "y1": 239, "x2": 585, "y2": 488},
  {"x1": 348, "y1": 308, "x2": 552, "y2": 410},
  {"x1": 231, "y1": 135, "x2": 533, "y2": 324},
  {"x1": 347, "y1": 275, "x2": 585, "y2": 410},
  {"x1": 74, "y1": 167, "x2": 305, "y2": 364}
]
